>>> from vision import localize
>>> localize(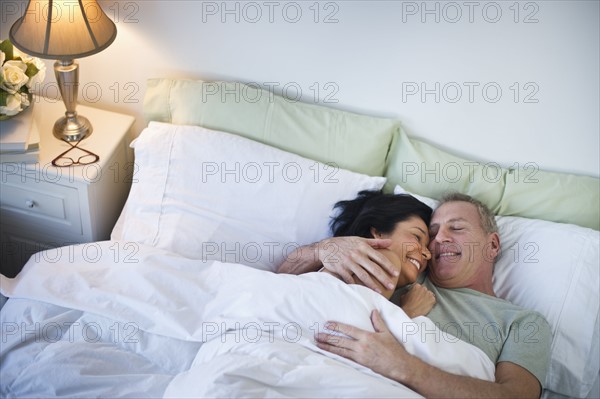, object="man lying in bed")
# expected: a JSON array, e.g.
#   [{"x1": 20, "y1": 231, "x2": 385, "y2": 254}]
[{"x1": 278, "y1": 192, "x2": 551, "y2": 399}]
